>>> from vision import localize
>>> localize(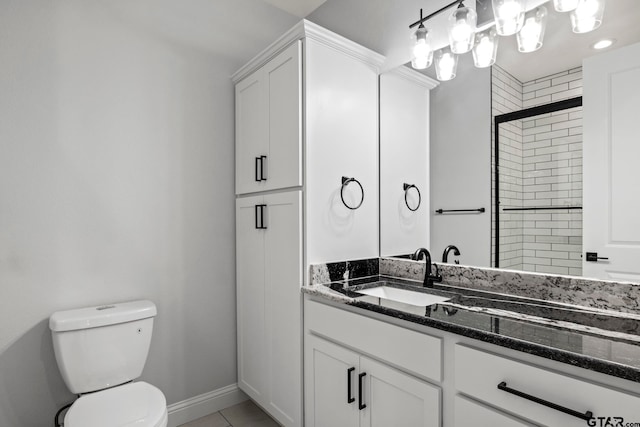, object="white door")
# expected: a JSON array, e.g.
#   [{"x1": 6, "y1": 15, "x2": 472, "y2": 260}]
[
  {"x1": 305, "y1": 335, "x2": 360, "y2": 427},
  {"x1": 236, "y1": 71, "x2": 267, "y2": 195},
  {"x1": 583, "y1": 41, "x2": 640, "y2": 281},
  {"x1": 360, "y1": 356, "x2": 440, "y2": 427},
  {"x1": 263, "y1": 191, "x2": 302, "y2": 426},
  {"x1": 235, "y1": 195, "x2": 266, "y2": 399},
  {"x1": 263, "y1": 41, "x2": 302, "y2": 192}
]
